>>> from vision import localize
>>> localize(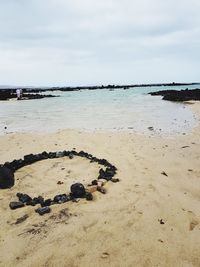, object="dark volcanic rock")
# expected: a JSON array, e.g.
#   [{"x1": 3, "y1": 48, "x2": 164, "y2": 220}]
[
  {"x1": 56, "y1": 151, "x2": 65, "y2": 158},
  {"x1": 35, "y1": 206, "x2": 51, "y2": 215},
  {"x1": 16, "y1": 193, "x2": 32, "y2": 204},
  {"x1": 98, "y1": 167, "x2": 116, "y2": 181},
  {"x1": 70, "y1": 183, "x2": 86, "y2": 198},
  {"x1": 48, "y1": 152, "x2": 57, "y2": 158},
  {"x1": 41, "y1": 198, "x2": 52, "y2": 207},
  {"x1": 149, "y1": 89, "x2": 200, "y2": 102},
  {"x1": 53, "y1": 194, "x2": 71, "y2": 203},
  {"x1": 9, "y1": 201, "x2": 24, "y2": 210},
  {"x1": 85, "y1": 192, "x2": 93, "y2": 201},
  {"x1": 0, "y1": 91, "x2": 16, "y2": 100},
  {"x1": 91, "y1": 179, "x2": 98, "y2": 185},
  {"x1": 0, "y1": 166, "x2": 15, "y2": 189}
]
